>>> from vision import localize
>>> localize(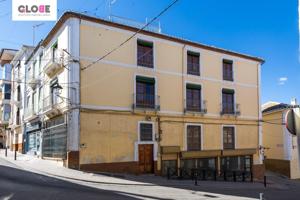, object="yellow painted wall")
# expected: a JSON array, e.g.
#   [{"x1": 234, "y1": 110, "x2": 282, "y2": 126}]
[
  {"x1": 262, "y1": 111, "x2": 285, "y2": 160},
  {"x1": 79, "y1": 20, "x2": 261, "y2": 166}
]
